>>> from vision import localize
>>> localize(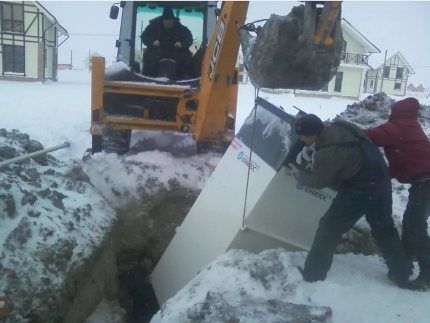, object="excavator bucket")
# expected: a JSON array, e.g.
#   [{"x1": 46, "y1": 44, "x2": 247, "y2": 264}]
[
  {"x1": 151, "y1": 98, "x2": 336, "y2": 305},
  {"x1": 239, "y1": 2, "x2": 343, "y2": 90}
]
